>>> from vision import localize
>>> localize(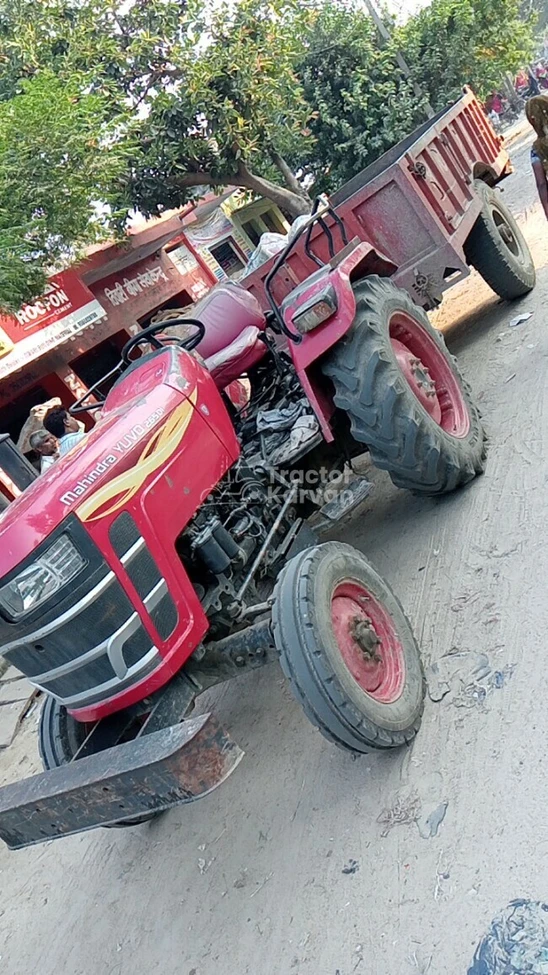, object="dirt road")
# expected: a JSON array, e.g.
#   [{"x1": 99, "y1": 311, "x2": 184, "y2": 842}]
[{"x1": 1, "y1": 132, "x2": 547, "y2": 974}]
